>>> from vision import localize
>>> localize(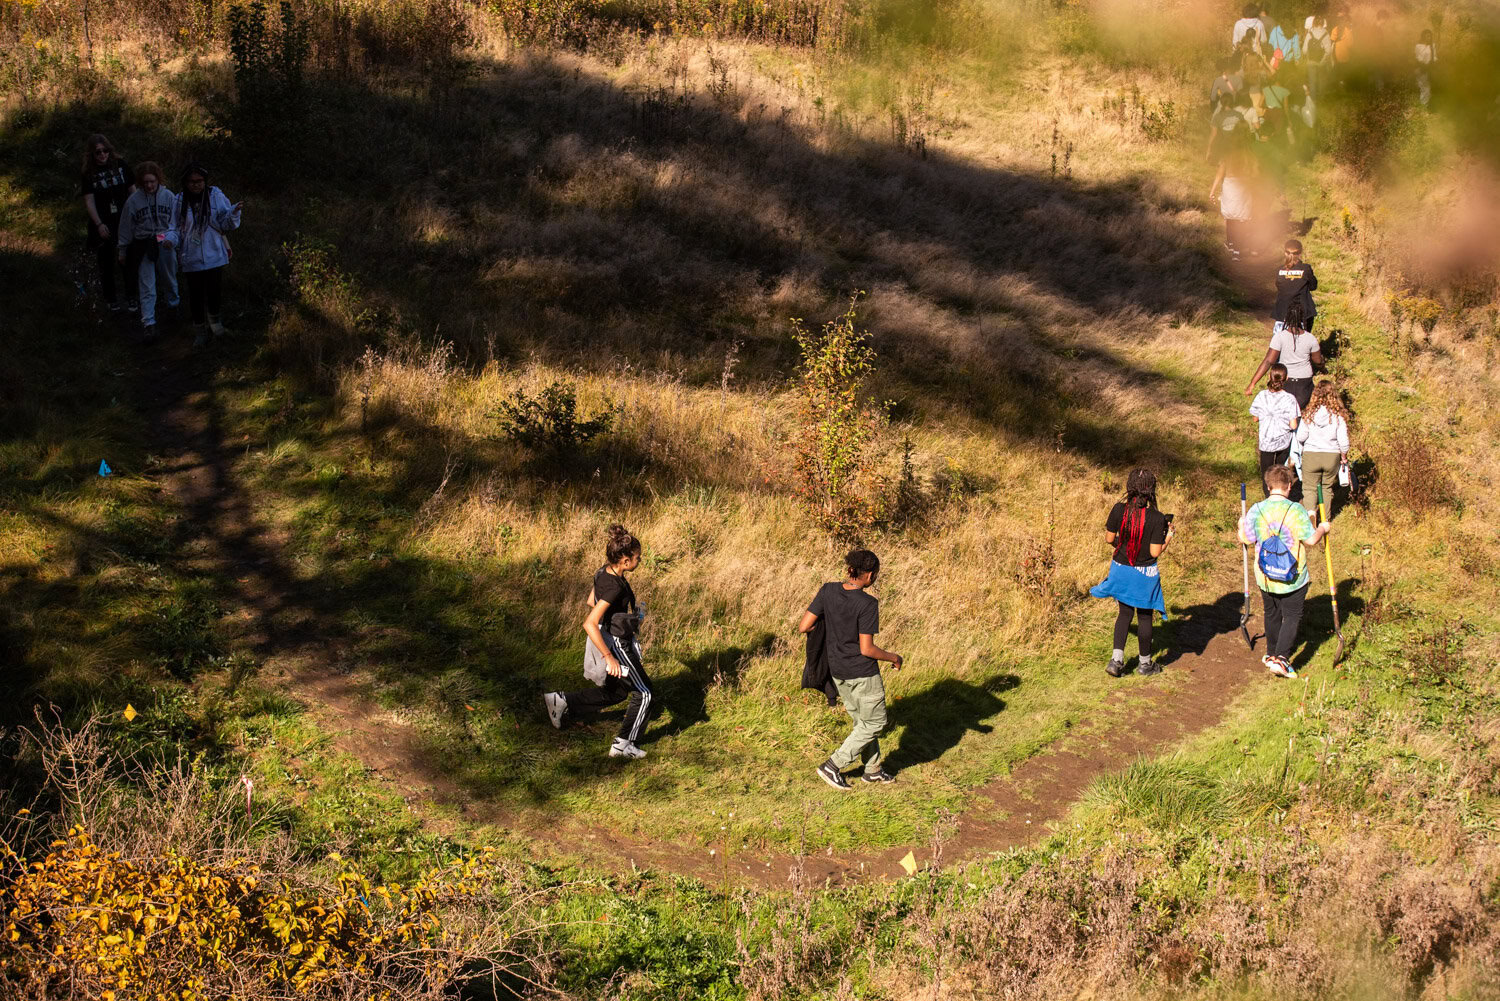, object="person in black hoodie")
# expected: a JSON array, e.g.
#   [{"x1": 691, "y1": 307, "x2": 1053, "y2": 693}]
[
  {"x1": 1272, "y1": 239, "x2": 1317, "y2": 336},
  {"x1": 79, "y1": 134, "x2": 135, "y2": 312}
]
